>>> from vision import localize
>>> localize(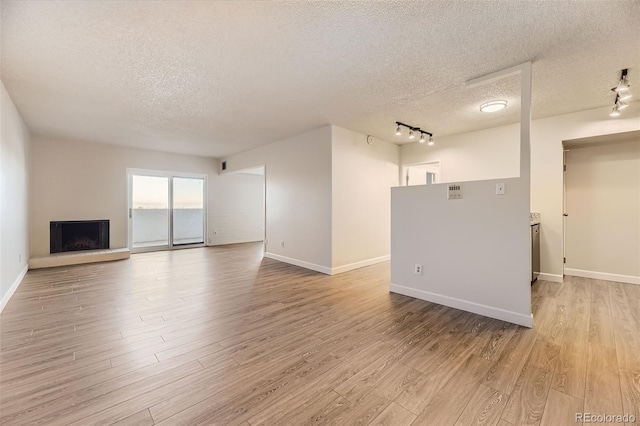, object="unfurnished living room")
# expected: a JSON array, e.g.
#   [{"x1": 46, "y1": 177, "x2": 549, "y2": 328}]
[{"x1": 1, "y1": 1, "x2": 639, "y2": 425}]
